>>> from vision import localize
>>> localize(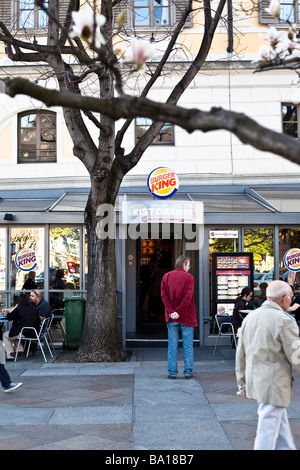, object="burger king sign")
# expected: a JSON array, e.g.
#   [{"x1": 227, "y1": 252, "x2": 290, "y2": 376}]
[
  {"x1": 147, "y1": 167, "x2": 179, "y2": 199},
  {"x1": 15, "y1": 248, "x2": 38, "y2": 272},
  {"x1": 283, "y1": 248, "x2": 300, "y2": 272}
]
